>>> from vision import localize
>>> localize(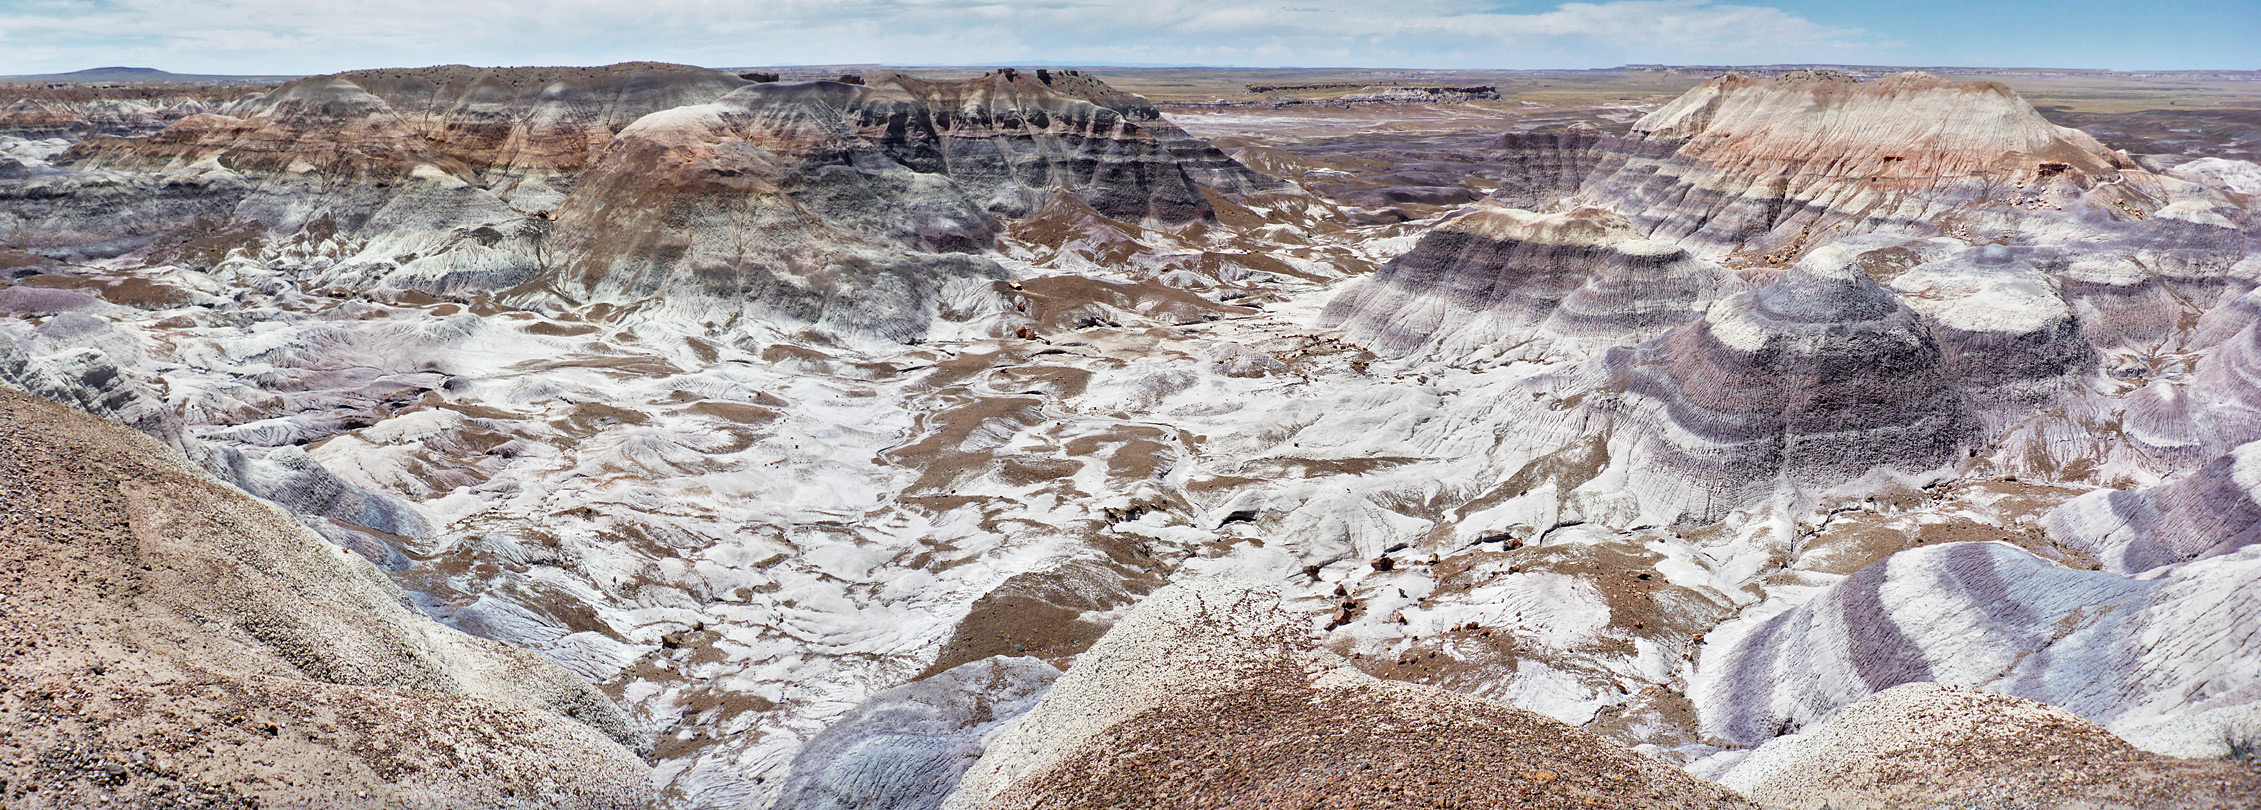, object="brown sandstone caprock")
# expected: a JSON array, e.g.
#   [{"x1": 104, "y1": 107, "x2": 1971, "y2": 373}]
[
  {"x1": 941, "y1": 579, "x2": 1754, "y2": 810},
  {"x1": 0, "y1": 387, "x2": 652, "y2": 809}
]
